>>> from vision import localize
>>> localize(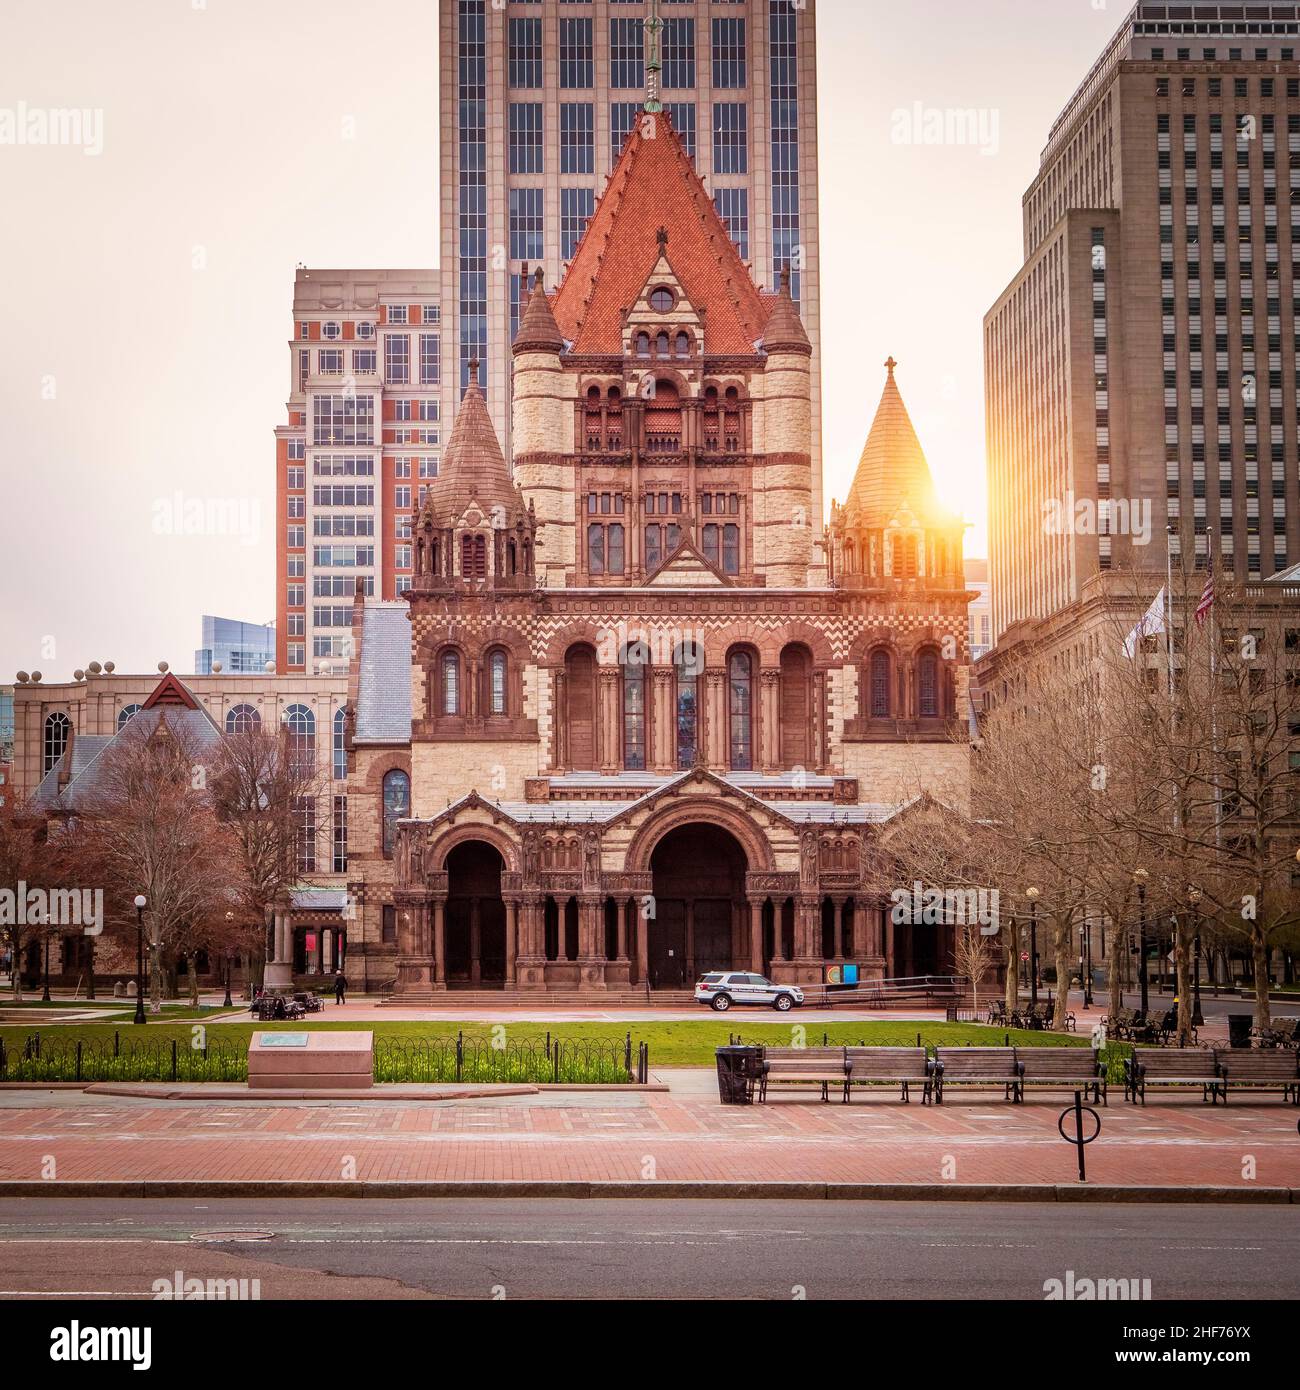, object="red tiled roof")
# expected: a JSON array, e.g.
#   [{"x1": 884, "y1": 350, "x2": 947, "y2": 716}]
[{"x1": 552, "y1": 109, "x2": 771, "y2": 356}]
